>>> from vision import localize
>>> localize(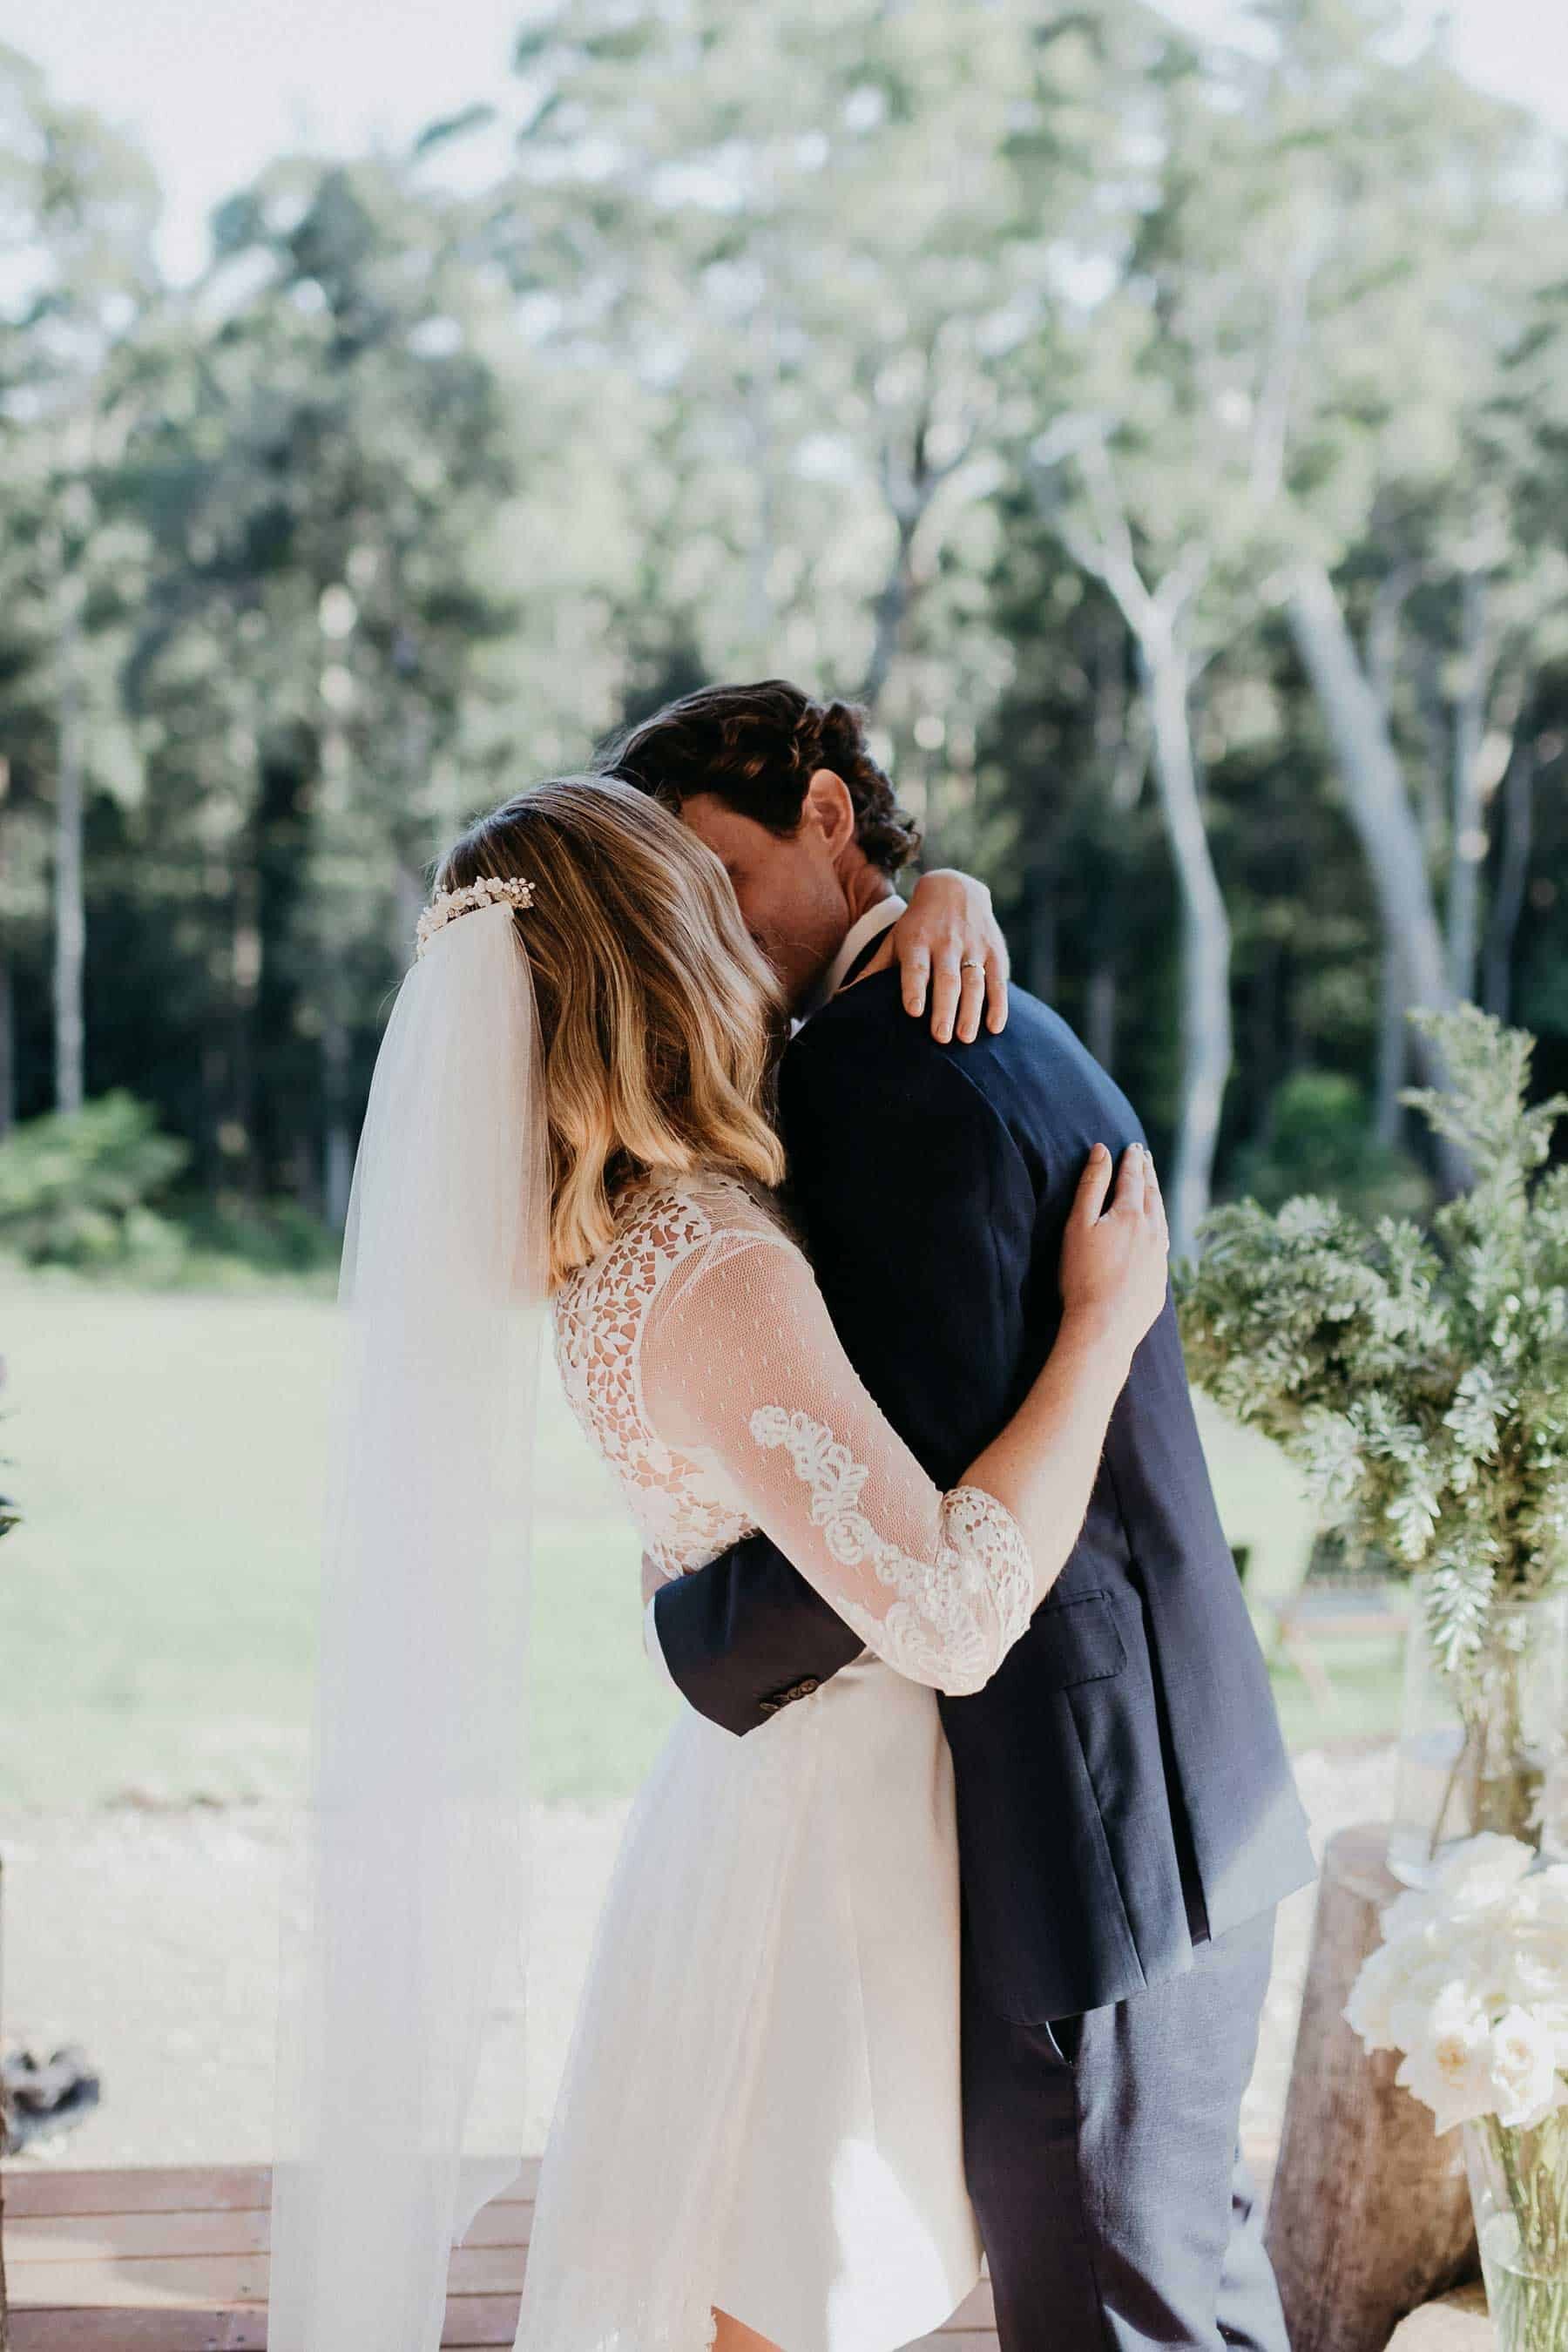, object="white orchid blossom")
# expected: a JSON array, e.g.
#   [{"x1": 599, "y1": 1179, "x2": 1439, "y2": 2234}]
[{"x1": 1346, "y1": 1839, "x2": 1568, "y2": 2135}]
